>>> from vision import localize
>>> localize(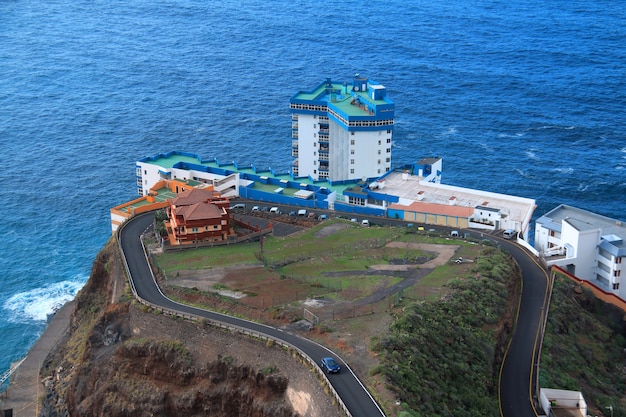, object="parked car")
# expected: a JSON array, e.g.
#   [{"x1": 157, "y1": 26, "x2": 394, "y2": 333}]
[
  {"x1": 503, "y1": 229, "x2": 517, "y2": 239},
  {"x1": 320, "y1": 357, "x2": 341, "y2": 374},
  {"x1": 450, "y1": 230, "x2": 459, "y2": 237},
  {"x1": 361, "y1": 219, "x2": 370, "y2": 227},
  {"x1": 318, "y1": 214, "x2": 328, "y2": 220},
  {"x1": 269, "y1": 207, "x2": 280, "y2": 214},
  {"x1": 350, "y1": 218, "x2": 358, "y2": 223},
  {"x1": 230, "y1": 203, "x2": 246, "y2": 210},
  {"x1": 288, "y1": 211, "x2": 297, "y2": 216},
  {"x1": 297, "y1": 209, "x2": 307, "y2": 216},
  {"x1": 261, "y1": 206, "x2": 270, "y2": 212},
  {"x1": 252, "y1": 206, "x2": 260, "y2": 211}
]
